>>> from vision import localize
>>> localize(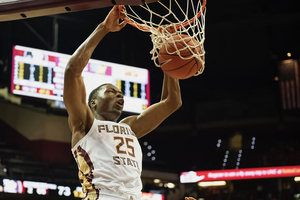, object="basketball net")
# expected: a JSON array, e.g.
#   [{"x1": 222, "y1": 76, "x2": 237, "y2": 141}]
[{"x1": 120, "y1": 0, "x2": 206, "y2": 76}]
